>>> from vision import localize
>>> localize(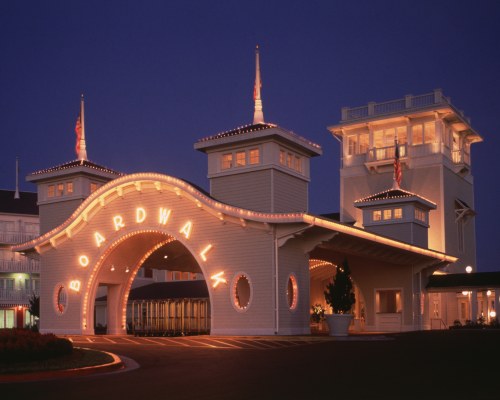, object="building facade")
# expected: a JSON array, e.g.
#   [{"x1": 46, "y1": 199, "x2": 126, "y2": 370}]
[
  {"x1": 0, "y1": 190, "x2": 40, "y2": 329},
  {"x1": 11, "y1": 53, "x2": 499, "y2": 335}
]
